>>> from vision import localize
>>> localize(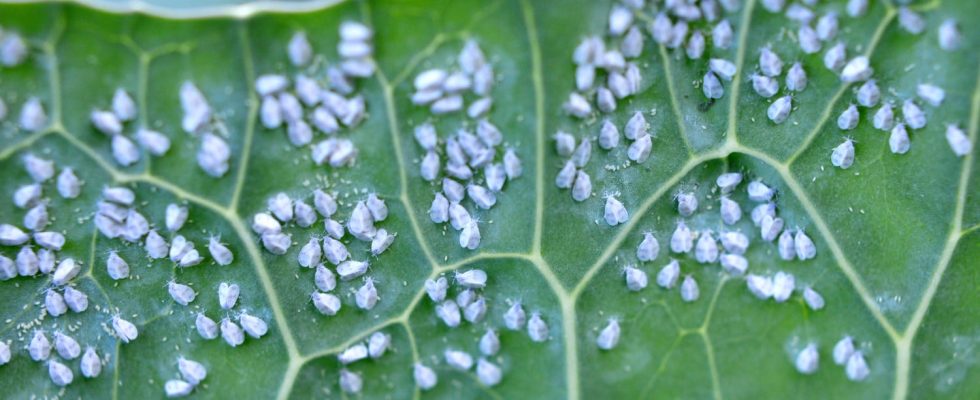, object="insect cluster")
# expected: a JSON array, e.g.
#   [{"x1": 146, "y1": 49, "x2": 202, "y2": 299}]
[
  {"x1": 411, "y1": 40, "x2": 523, "y2": 250},
  {"x1": 88, "y1": 88, "x2": 172, "y2": 167},
  {"x1": 256, "y1": 22, "x2": 376, "y2": 170},
  {"x1": 0, "y1": 27, "x2": 49, "y2": 133}
]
